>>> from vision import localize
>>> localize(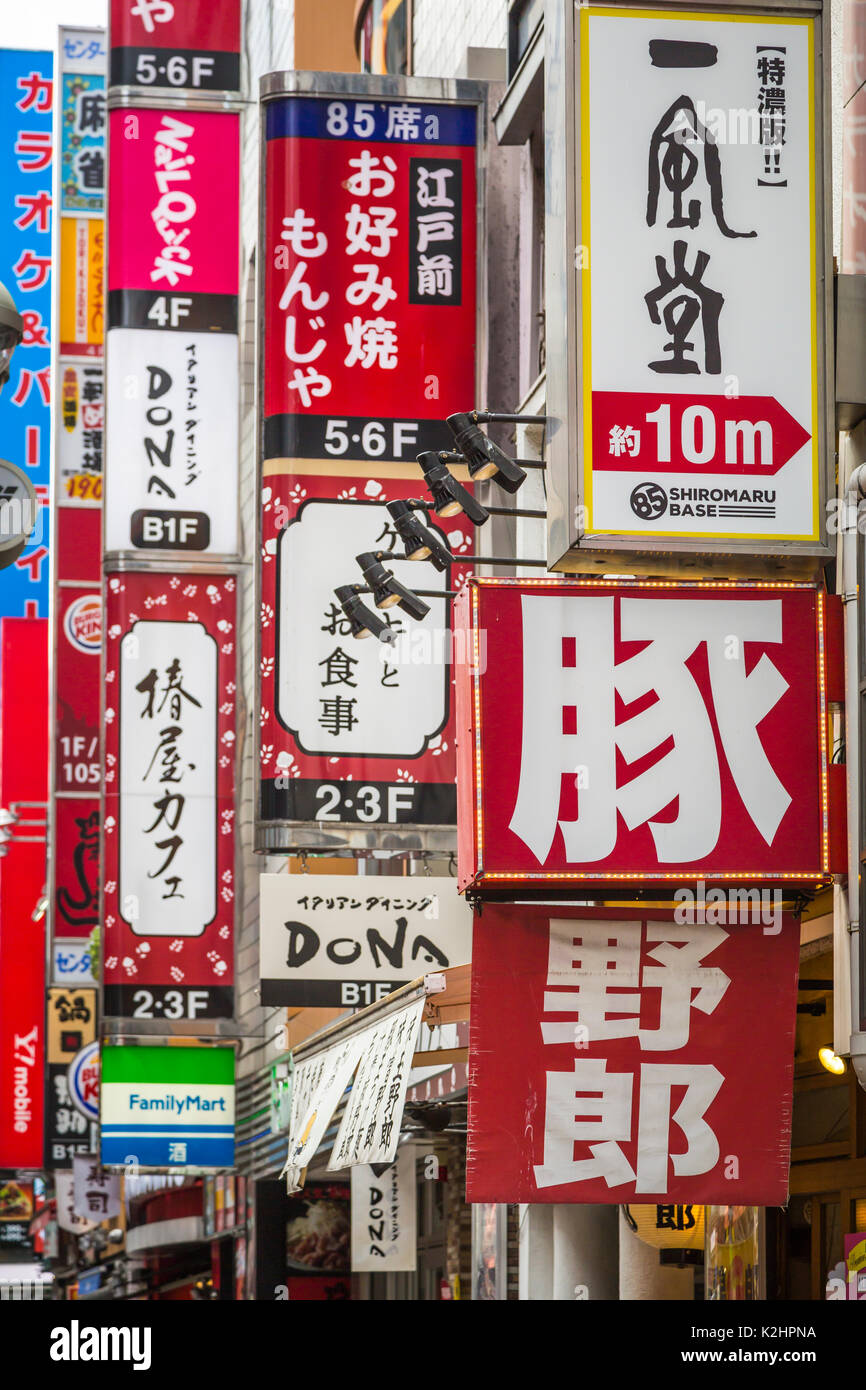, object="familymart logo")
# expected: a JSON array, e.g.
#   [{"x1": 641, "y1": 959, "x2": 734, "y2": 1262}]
[{"x1": 50, "y1": 1321, "x2": 152, "y2": 1371}]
